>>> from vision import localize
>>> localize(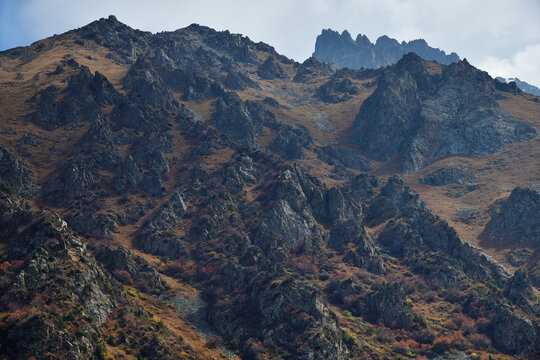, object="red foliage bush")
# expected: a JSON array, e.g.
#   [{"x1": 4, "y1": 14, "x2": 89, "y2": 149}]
[
  {"x1": 394, "y1": 339, "x2": 421, "y2": 354},
  {"x1": 432, "y1": 332, "x2": 468, "y2": 354},
  {"x1": 474, "y1": 317, "x2": 490, "y2": 333},
  {"x1": 164, "y1": 260, "x2": 189, "y2": 278},
  {"x1": 446, "y1": 313, "x2": 473, "y2": 332}
]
